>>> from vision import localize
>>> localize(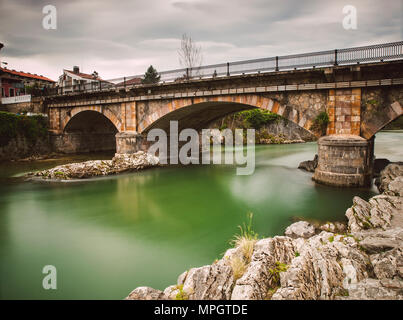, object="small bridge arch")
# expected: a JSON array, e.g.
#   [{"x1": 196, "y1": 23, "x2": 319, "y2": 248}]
[
  {"x1": 61, "y1": 105, "x2": 123, "y2": 133},
  {"x1": 55, "y1": 106, "x2": 123, "y2": 153}
]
